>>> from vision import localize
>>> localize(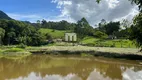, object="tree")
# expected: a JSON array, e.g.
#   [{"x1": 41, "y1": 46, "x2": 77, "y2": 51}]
[
  {"x1": 97, "y1": 21, "x2": 120, "y2": 36},
  {"x1": 0, "y1": 19, "x2": 47, "y2": 46},
  {"x1": 0, "y1": 28, "x2": 5, "y2": 45},
  {"x1": 104, "y1": 21, "x2": 120, "y2": 35},
  {"x1": 93, "y1": 30, "x2": 108, "y2": 39},
  {"x1": 75, "y1": 17, "x2": 94, "y2": 39},
  {"x1": 7, "y1": 31, "x2": 16, "y2": 45},
  {"x1": 37, "y1": 20, "x2": 41, "y2": 28},
  {"x1": 30, "y1": 32, "x2": 46, "y2": 46},
  {"x1": 41, "y1": 19, "x2": 47, "y2": 28},
  {"x1": 129, "y1": 13, "x2": 142, "y2": 50},
  {"x1": 98, "y1": 19, "x2": 107, "y2": 32}
]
